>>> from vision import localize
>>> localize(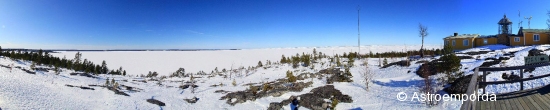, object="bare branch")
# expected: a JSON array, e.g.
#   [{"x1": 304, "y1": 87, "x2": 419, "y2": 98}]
[{"x1": 419, "y1": 23, "x2": 429, "y2": 38}]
